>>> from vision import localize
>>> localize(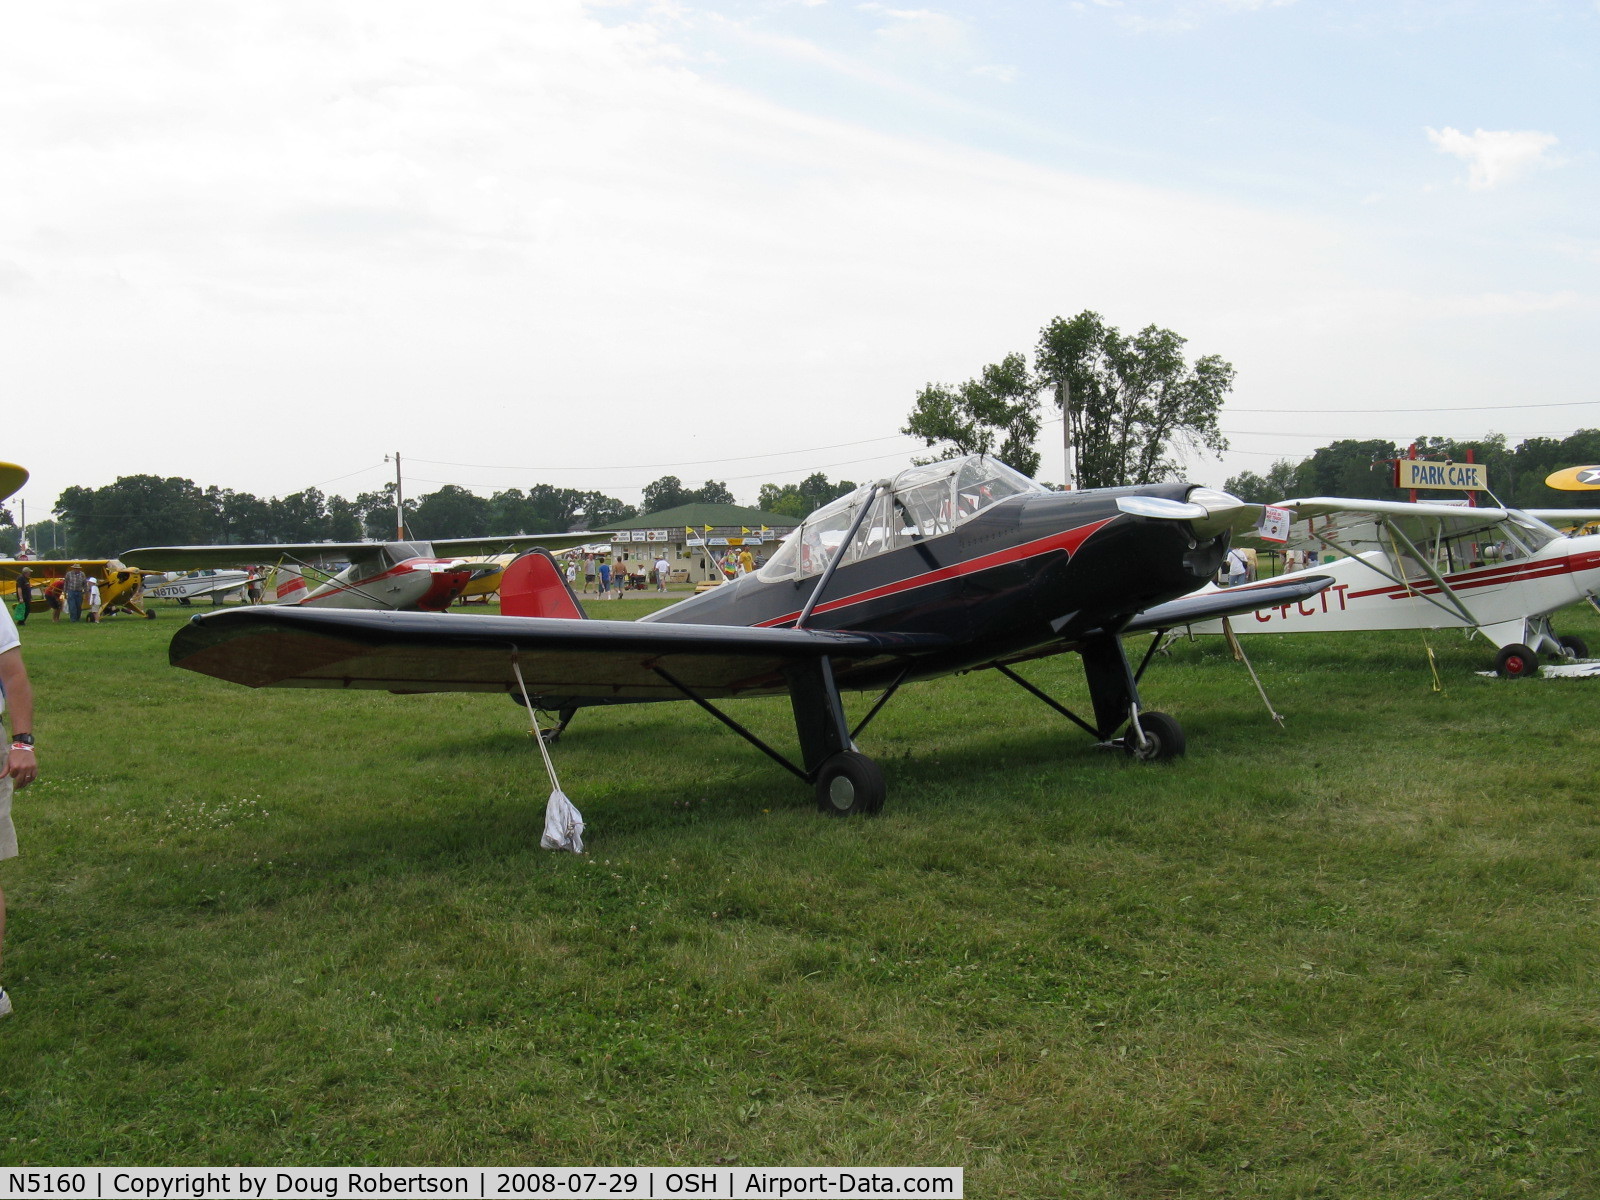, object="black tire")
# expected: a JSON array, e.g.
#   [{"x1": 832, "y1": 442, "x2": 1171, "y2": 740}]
[
  {"x1": 1556, "y1": 634, "x2": 1589, "y2": 660},
  {"x1": 814, "y1": 751, "x2": 886, "y2": 817},
  {"x1": 1494, "y1": 643, "x2": 1540, "y2": 679},
  {"x1": 1122, "y1": 711, "x2": 1186, "y2": 762}
]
